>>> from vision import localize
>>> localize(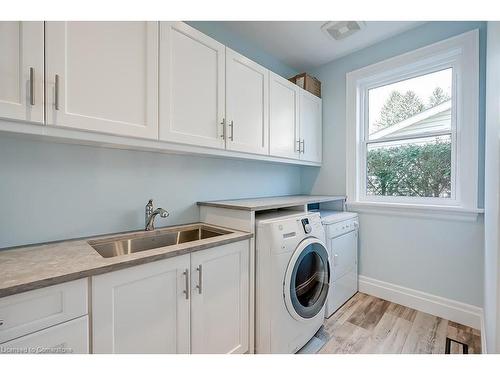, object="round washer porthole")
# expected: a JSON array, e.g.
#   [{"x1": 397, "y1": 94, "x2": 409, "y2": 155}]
[{"x1": 284, "y1": 237, "x2": 330, "y2": 321}]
